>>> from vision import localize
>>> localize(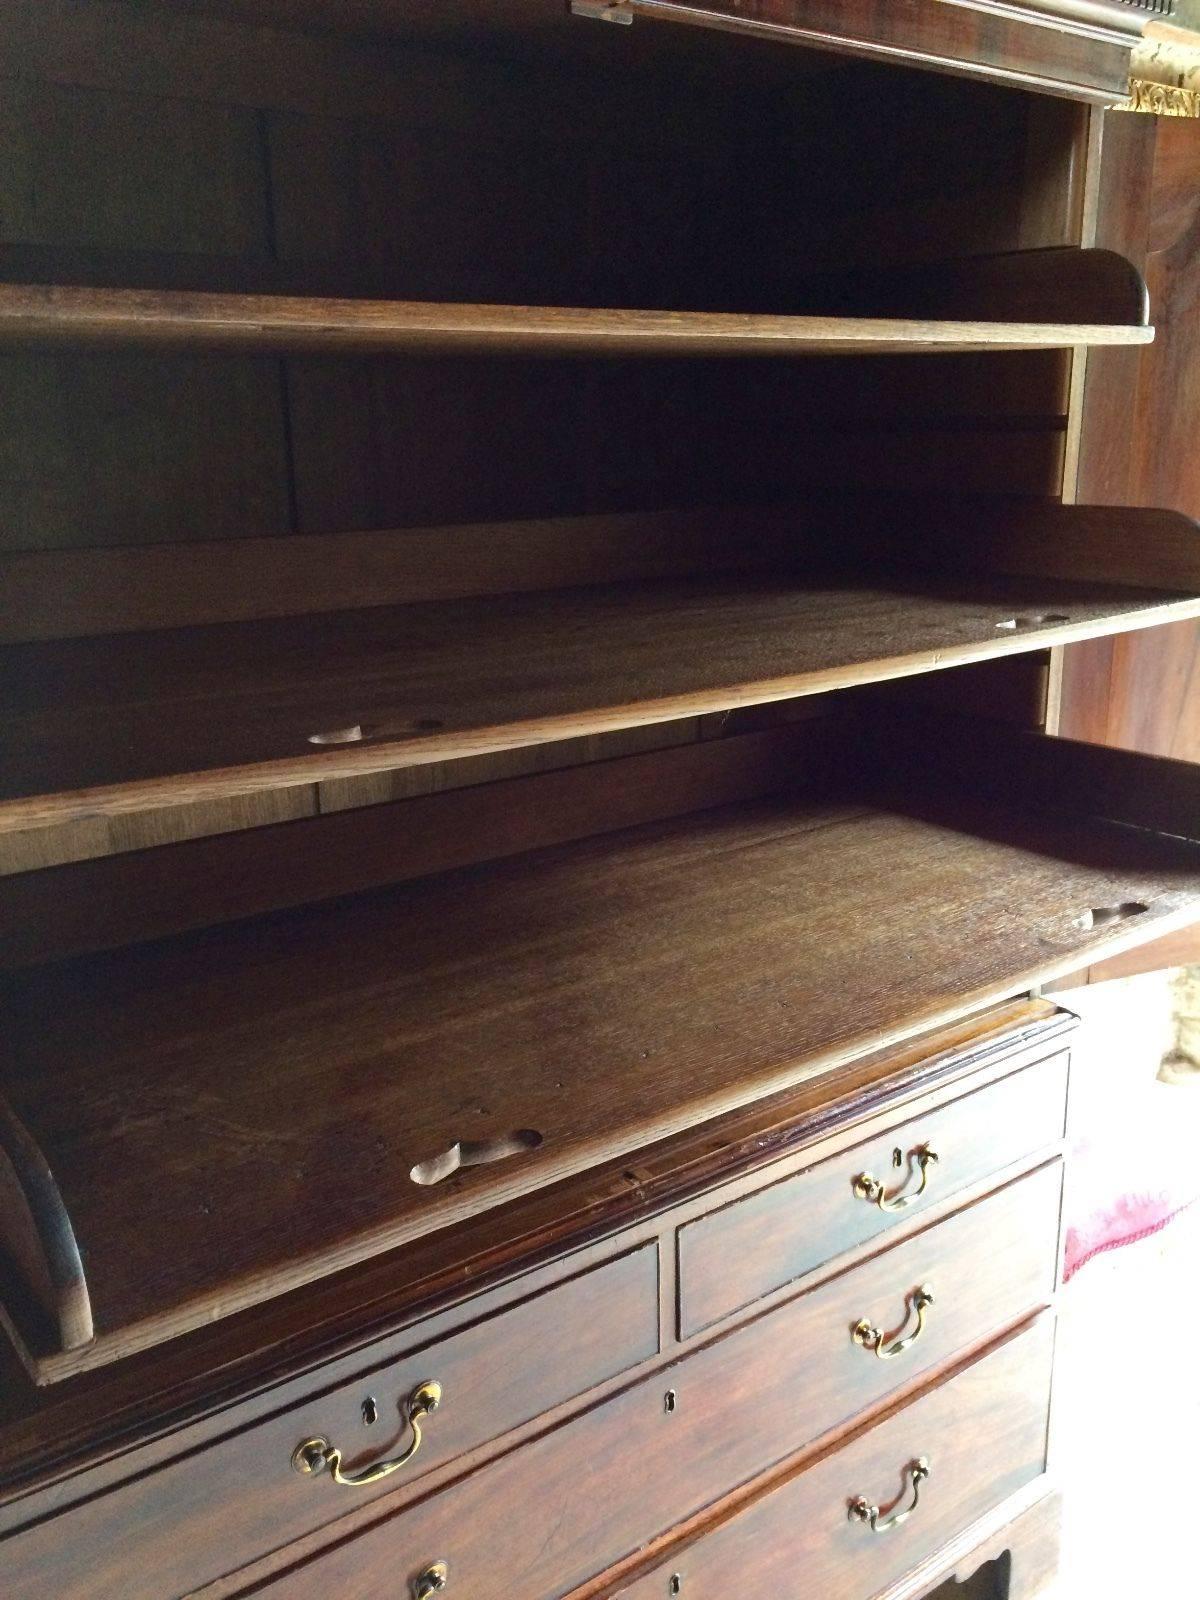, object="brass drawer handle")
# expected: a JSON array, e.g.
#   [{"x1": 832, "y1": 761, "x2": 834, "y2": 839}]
[
  {"x1": 852, "y1": 1285, "x2": 934, "y2": 1360},
  {"x1": 849, "y1": 1457, "x2": 930, "y2": 1534},
  {"x1": 292, "y1": 1379, "x2": 443, "y2": 1486},
  {"x1": 412, "y1": 1561, "x2": 449, "y2": 1597},
  {"x1": 852, "y1": 1145, "x2": 938, "y2": 1212}
]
